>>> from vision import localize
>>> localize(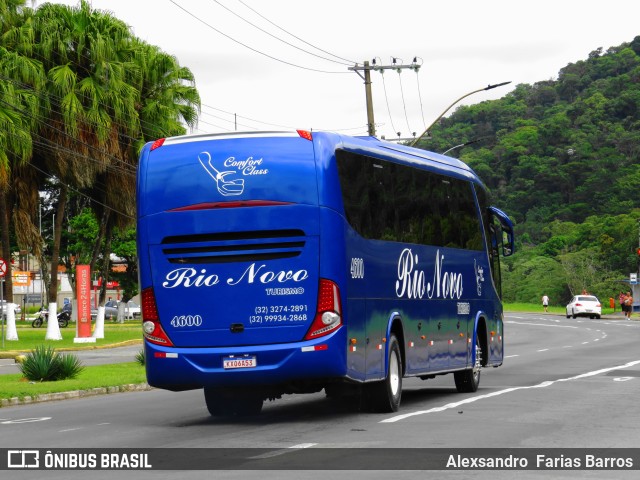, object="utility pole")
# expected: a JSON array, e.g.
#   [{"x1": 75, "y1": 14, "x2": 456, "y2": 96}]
[{"x1": 349, "y1": 59, "x2": 420, "y2": 137}]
